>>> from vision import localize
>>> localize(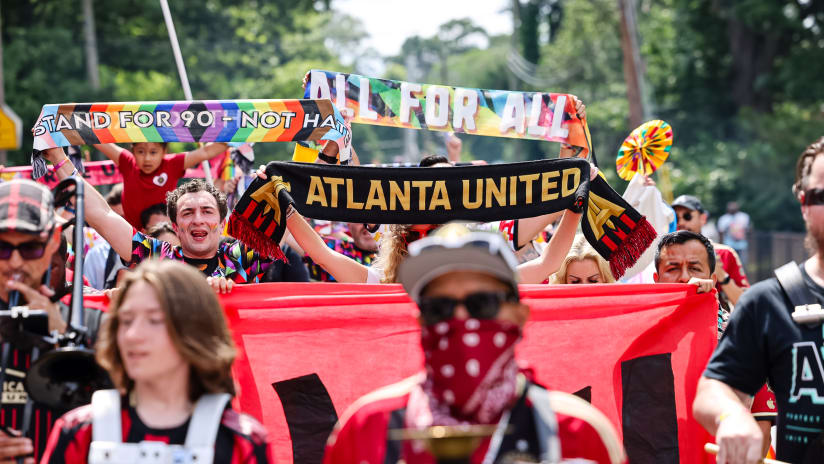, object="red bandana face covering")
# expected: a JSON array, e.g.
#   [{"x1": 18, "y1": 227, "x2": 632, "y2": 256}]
[{"x1": 420, "y1": 318, "x2": 521, "y2": 425}]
